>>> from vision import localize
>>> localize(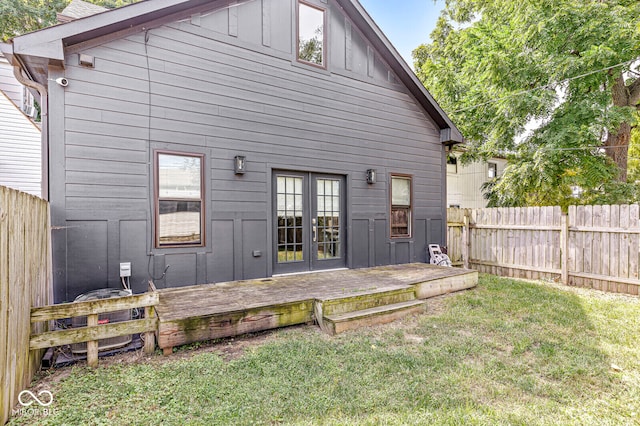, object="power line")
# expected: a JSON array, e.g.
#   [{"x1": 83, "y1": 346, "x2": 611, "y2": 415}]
[
  {"x1": 452, "y1": 144, "x2": 640, "y2": 156},
  {"x1": 540, "y1": 144, "x2": 636, "y2": 152},
  {"x1": 457, "y1": 144, "x2": 634, "y2": 154},
  {"x1": 451, "y1": 59, "x2": 638, "y2": 113}
]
